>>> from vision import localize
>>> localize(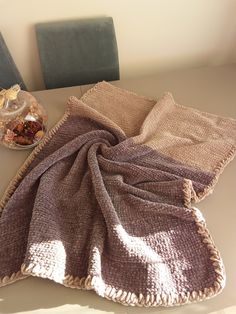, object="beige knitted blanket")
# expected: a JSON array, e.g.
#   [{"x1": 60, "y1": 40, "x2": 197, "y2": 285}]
[{"x1": 0, "y1": 82, "x2": 236, "y2": 307}]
